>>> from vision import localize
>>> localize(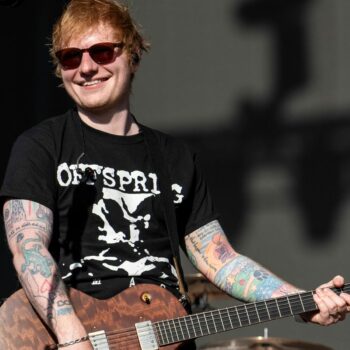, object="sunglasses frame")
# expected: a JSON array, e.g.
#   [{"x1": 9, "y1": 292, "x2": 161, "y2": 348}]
[{"x1": 55, "y1": 42, "x2": 124, "y2": 70}]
